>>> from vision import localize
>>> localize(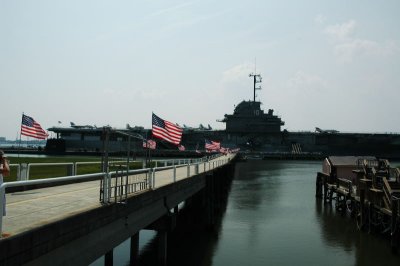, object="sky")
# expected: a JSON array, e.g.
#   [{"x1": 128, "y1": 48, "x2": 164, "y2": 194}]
[{"x1": 1, "y1": 0, "x2": 399, "y2": 140}]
